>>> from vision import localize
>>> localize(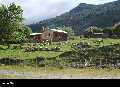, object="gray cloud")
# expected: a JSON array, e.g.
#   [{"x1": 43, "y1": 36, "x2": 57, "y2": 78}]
[{"x1": 0, "y1": 0, "x2": 116, "y2": 24}]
